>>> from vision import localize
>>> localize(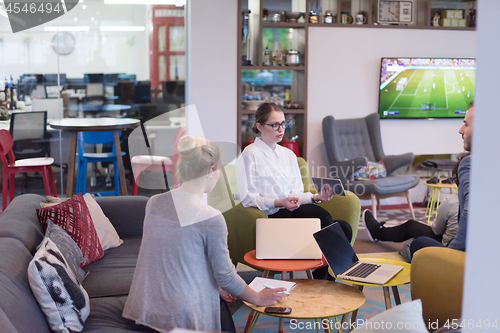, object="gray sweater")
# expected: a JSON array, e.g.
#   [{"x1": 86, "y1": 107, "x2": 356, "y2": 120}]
[{"x1": 122, "y1": 190, "x2": 247, "y2": 332}]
